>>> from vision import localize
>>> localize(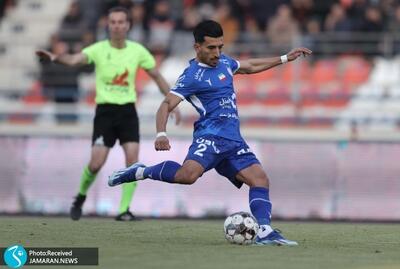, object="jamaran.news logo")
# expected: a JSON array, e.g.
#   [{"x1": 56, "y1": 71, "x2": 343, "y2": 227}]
[
  {"x1": 1, "y1": 246, "x2": 98, "y2": 267},
  {"x1": 3, "y1": 245, "x2": 27, "y2": 268}
]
